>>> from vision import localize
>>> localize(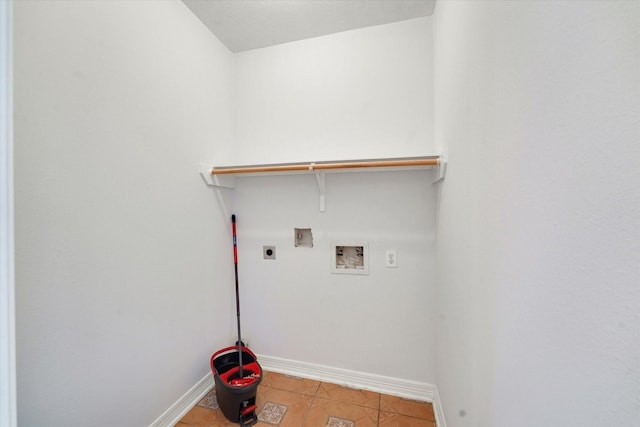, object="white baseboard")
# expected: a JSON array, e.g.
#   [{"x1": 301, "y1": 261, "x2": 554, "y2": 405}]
[
  {"x1": 432, "y1": 385, "x2": 447, "y2": 427},
  {"x1": 148, "y1": 372, "x2": 213, "y2": 427},
  {"x1": 258, "y1": 353, "x2": 435, "y2": 403}
]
